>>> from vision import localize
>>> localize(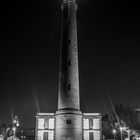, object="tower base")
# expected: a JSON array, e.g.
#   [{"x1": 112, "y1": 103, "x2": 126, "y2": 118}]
[{"x1": 55, "y1": 110, "x2": 83, "y2": 140}]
